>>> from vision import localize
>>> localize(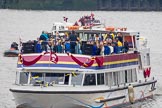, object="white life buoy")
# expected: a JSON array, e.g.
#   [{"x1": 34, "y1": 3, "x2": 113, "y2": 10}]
[{"x1": 128, "y1": 85, "x2": 135, "y2": 104}]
